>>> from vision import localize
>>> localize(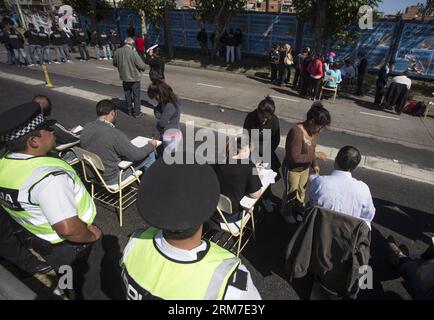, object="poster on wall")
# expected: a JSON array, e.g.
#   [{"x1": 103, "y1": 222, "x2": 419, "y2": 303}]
[{"x1": 393, "y1": 22, "x2": 434, "y2": 80}]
